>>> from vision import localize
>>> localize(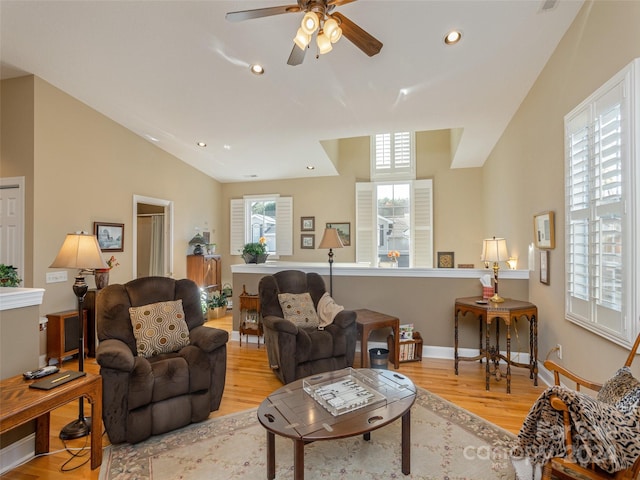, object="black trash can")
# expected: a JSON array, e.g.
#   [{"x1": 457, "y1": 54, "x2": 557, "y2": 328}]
[{"x1": 369, "y1": 348, "x2": 389, "y2": 370}]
